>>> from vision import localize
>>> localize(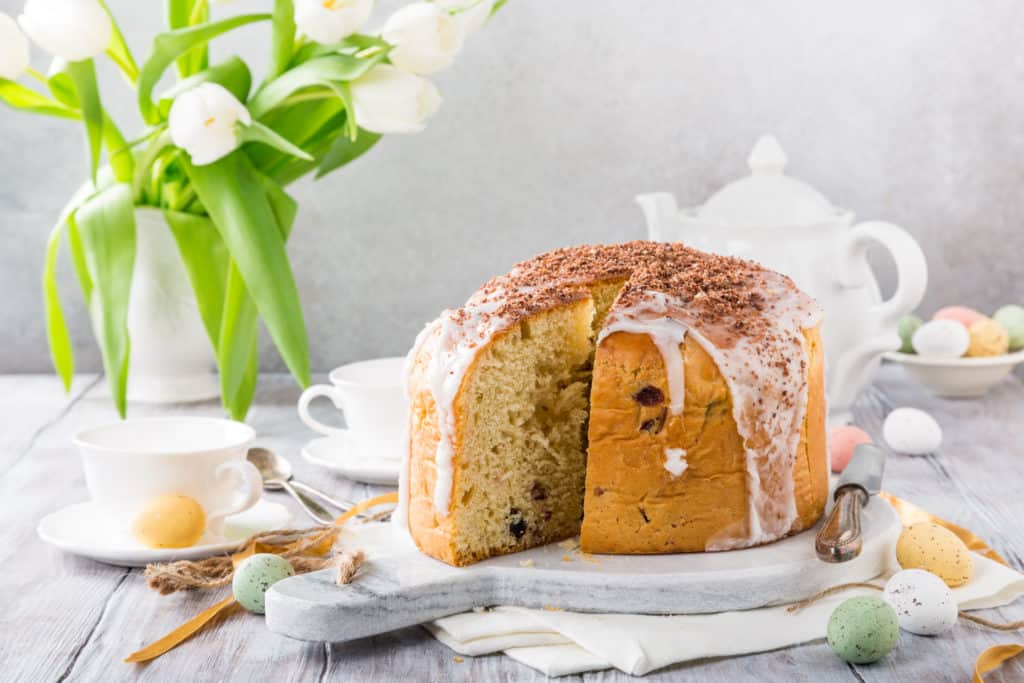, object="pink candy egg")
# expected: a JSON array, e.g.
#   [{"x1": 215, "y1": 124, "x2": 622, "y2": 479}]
[
  {"x1": 932, "y1": 306, "x2": 985, "y2": 329},
  {"x1": 829, "y1": 425, "x2": 873, "y2": 473}
]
